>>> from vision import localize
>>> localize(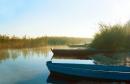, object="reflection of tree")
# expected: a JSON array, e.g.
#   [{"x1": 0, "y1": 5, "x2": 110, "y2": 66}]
[
  {"x1": 21, "y1": 47, "x2": 50, "y2": 58},
  {"x1": 0, "y1": 47, "x2": 50, "y2": 63},
  {"x1": 0, "y1": 50, "x2": 10, "y2": 62},
  {"x1": 9, "y1": 50, "x2": 20, "y2": 60},
  {"x1": 90, "y1": 53, "x2": 130, "y2": 66}
]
